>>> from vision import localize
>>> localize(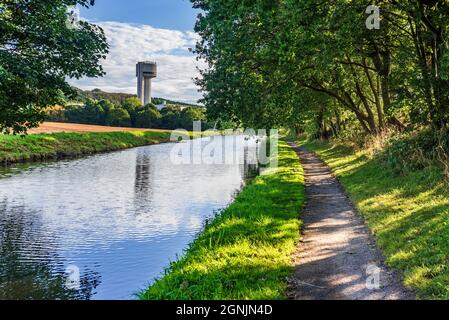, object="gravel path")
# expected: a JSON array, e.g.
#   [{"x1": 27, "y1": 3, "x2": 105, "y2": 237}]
[{"x1": 287, "y1": 143, "x2": 414, "y2": 300}]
